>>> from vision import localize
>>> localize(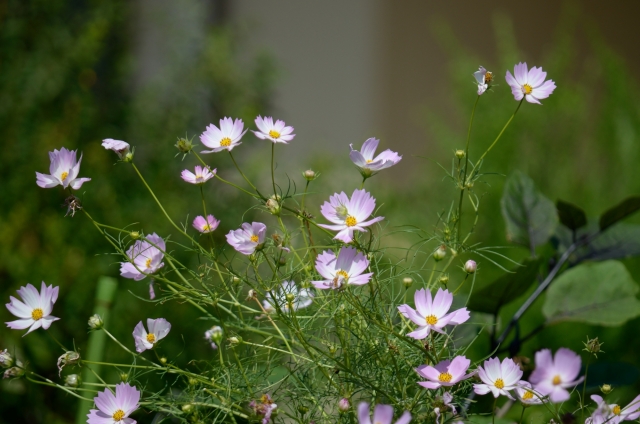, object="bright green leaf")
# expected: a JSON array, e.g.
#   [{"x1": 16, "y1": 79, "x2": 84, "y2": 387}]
[{"x1": 543, "y1": 260, "x2": 640, "y2": 326}]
